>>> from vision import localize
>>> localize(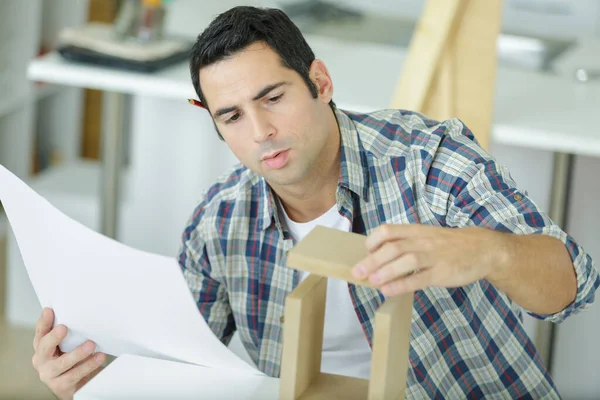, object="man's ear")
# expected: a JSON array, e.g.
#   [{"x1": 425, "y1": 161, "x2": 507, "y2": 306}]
[{"x1": 309, "y1": 59, "x2": 334, "y2": 104}]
